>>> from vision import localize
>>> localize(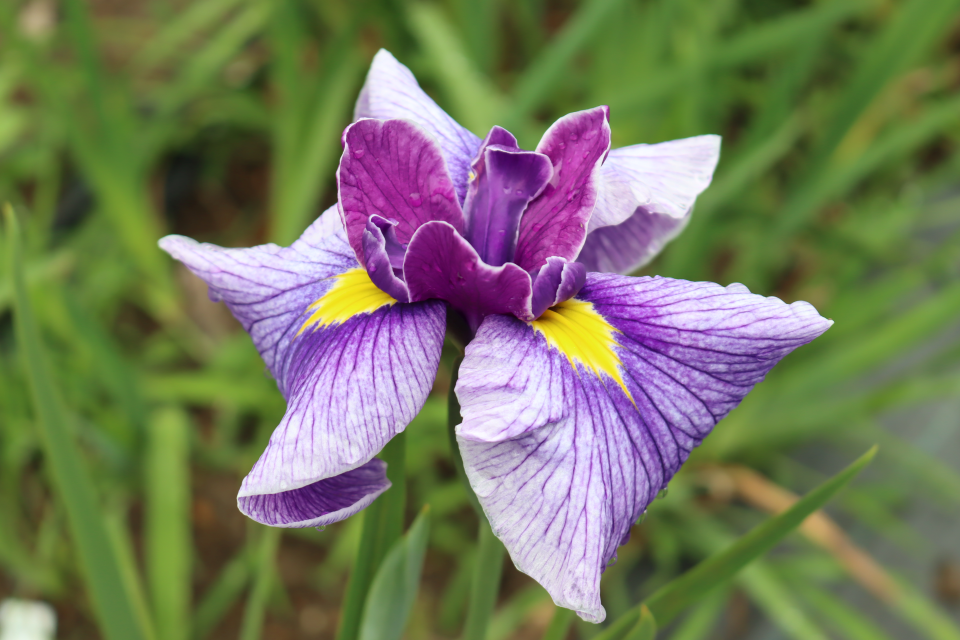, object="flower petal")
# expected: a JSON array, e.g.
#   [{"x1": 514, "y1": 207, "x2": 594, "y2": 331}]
[
  {"x1": 530, "y1": 257, "x2": 586, "y2": 319},
  {"x1": 238, "y1": 459, "x2": 390, "y2": 528},
  {"x1": 455, "y1": 273, "x2": 831, "y2": 621},
  {"x1": 338, "y1": 118, "x2": 464, "y2": 266},
  {"x1": 161, "y1": 228, "x2": 446, "y2": 526},
  {"x1": 362, "y1": 216, "x2": 411, "y2": 302},
  {"x1": 404, "y1": 220, "x2": 533, "y2": 330},
  {"x1": 240, "y1": 295, "x2": 445, "y2": 508},
  {"x1": 514, "y1": 106, "x2": 611, "y2": 273},
  {"x1": 576, "y1": 207, "x2": 689, "y2": 275},
  {"x1": 355, "y1": 49, "x2": 482, "y2": 203}
]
